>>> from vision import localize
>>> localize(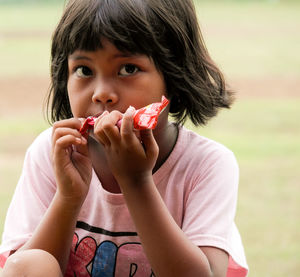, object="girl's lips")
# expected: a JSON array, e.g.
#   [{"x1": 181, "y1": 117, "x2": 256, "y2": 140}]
[
  {"x1": 93, "y1": 113, "x2": 102, "y2": 118},
  {"x1": 93, "y1": 110, "x2": 105, "y2": 118}
]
